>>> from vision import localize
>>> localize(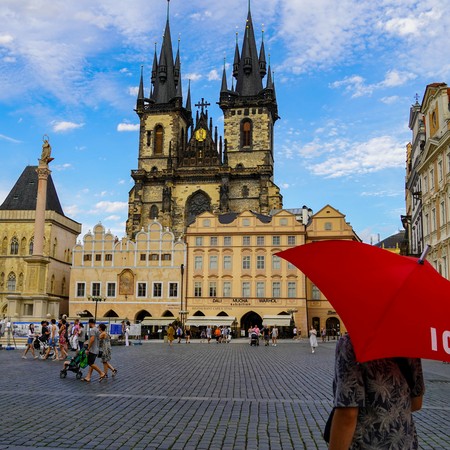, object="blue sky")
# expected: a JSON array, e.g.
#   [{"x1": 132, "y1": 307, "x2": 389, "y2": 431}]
[{"x1": 1, "y1": 0, "x2": 449, "y2": 243}]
